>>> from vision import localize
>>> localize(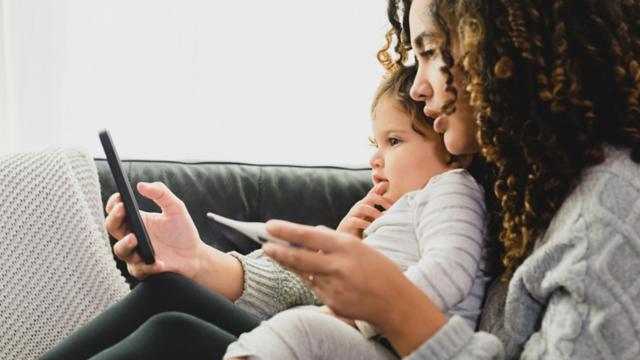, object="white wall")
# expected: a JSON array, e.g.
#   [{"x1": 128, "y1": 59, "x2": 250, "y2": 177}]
[
  {"x1": 3, "y1": 0, "x2": 388, "y2": 166},
  {"x1": 0, "y1": 0, "x2": 7, "y2": 153}
]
